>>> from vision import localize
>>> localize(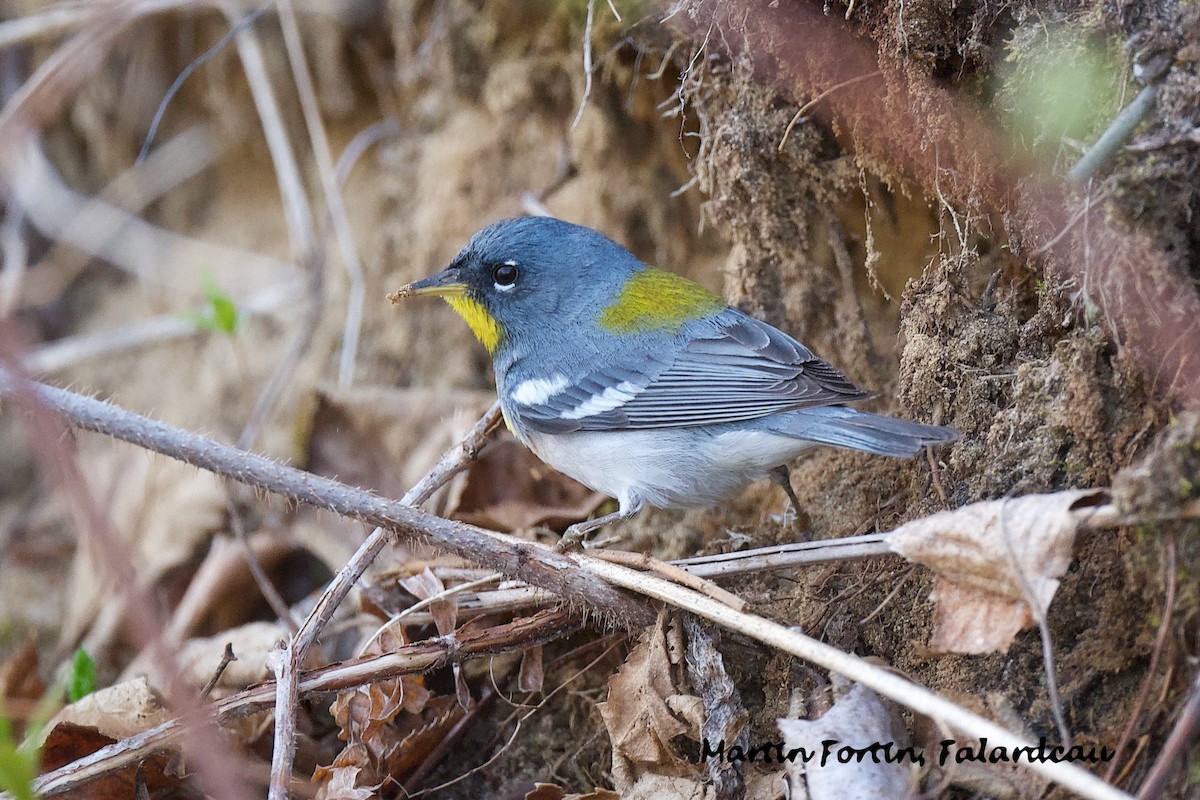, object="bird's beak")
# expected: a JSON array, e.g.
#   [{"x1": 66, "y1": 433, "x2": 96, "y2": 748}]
[{"x1": 388, "y1": 268, "x2": 467, "y2": 303}]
